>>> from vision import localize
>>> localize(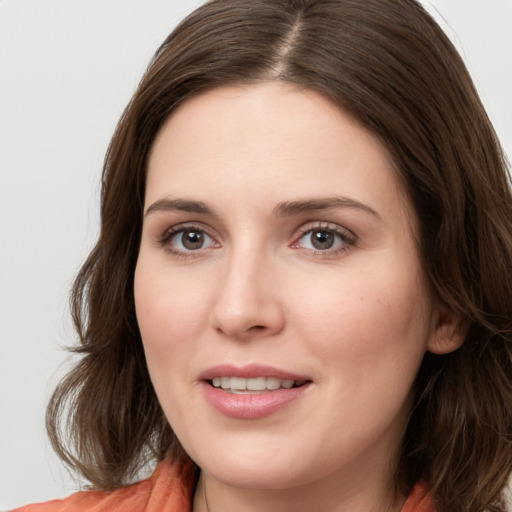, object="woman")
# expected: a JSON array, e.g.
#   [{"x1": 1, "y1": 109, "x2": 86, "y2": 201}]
[{"x1": 14, "y1": 0, "x2": 512, "y2": 511}]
